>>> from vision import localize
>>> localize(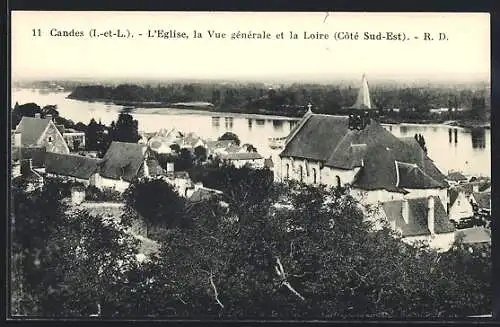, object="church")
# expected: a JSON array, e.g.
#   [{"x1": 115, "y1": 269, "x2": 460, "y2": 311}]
[{"x1": 277, "y1": 74, "x2": 449, "y2": 209}]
